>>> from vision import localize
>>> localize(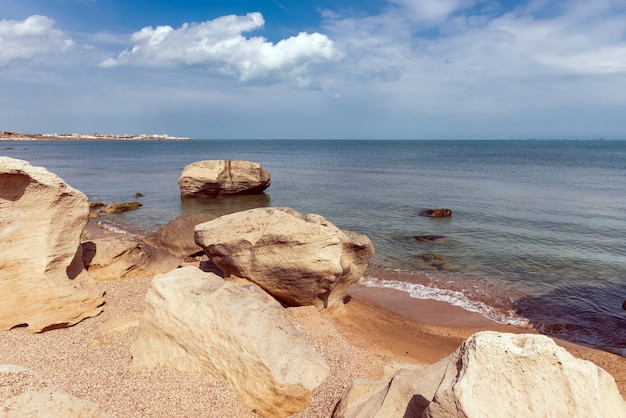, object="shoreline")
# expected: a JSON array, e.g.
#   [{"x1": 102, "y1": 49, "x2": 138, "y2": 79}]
[
  {"x1": 1, "y1": 220, "x2": 624, "y2": 416},
  {"x1": 0, "y1": 131, "x2": 190, "y2": 141},
  {"x1": 337, "y1": 284, "x2": 626, "y2": 395}
]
